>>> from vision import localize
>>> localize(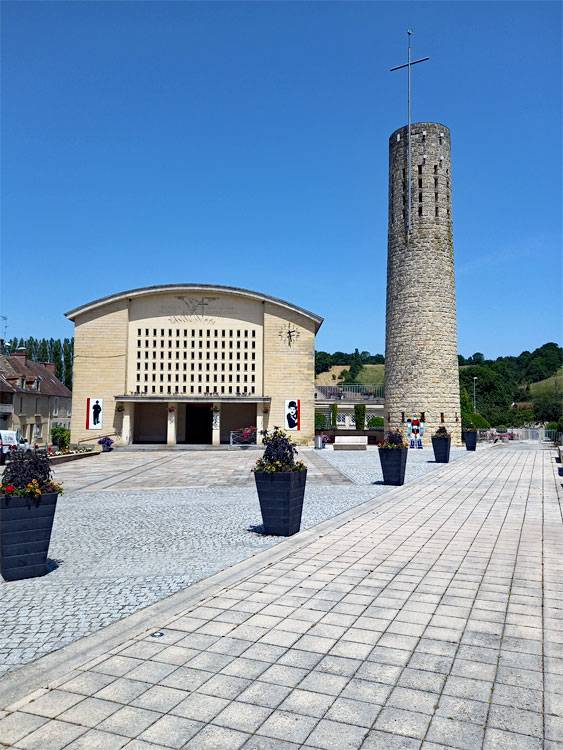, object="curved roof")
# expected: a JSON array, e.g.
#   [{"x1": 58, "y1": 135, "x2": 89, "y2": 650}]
[{"x1": 65, "y1": 284, "x2": 324, "y2": 331}]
